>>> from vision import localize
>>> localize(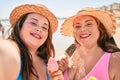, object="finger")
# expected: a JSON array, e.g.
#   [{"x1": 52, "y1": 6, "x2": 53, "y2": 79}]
[
  {"x1": 59, "y1": 59, "x2": 68, "y2": 68},
  {"x1": 58, "y1": 58, "x2": 66, "y2": 66},
  {"x1": 53, "y1": 70, "x2": 64, "y2": 80},
  {"x1": 53, "y1": 70, "x2": 62, "y2": 76}
]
